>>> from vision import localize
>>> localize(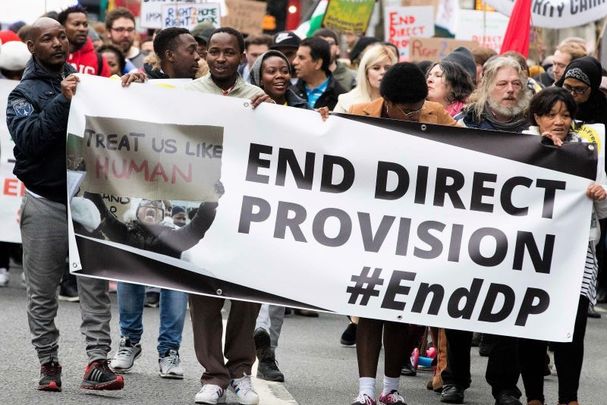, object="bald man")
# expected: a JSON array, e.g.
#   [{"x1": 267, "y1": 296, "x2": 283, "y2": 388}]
[{"x1": 6, "y1": 18, "x2": 124, "y2": 393}]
